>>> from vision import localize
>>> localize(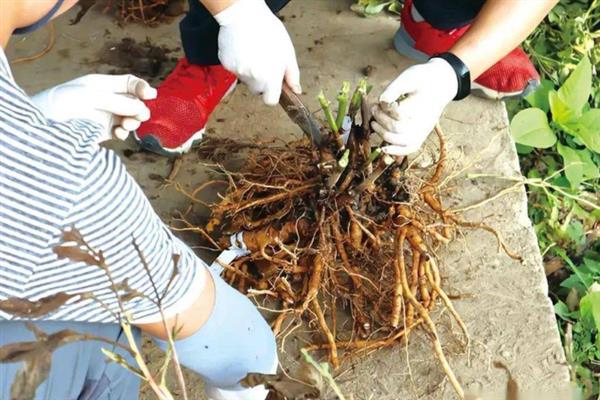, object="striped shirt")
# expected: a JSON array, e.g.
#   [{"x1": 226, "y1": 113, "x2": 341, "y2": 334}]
[{"x1": 0, "y1": 48, "x2": 205, "y2": 323}]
